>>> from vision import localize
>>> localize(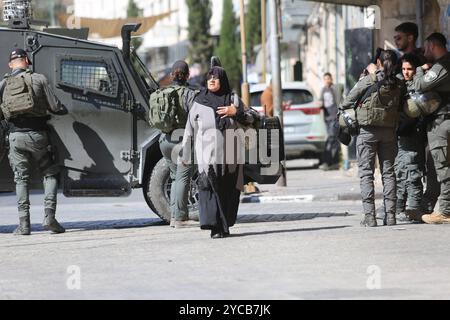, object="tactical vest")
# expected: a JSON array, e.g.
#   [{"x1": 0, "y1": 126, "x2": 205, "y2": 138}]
[
  {"x1": 0, "y1": 71, "x2": 47, "y2": 121},
  {"x1": 357, "y1": 79, "x2": 403, "y2": 128},
  {"x1": 433, "y1": 55, "x2": 450, "y2": 116}
]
